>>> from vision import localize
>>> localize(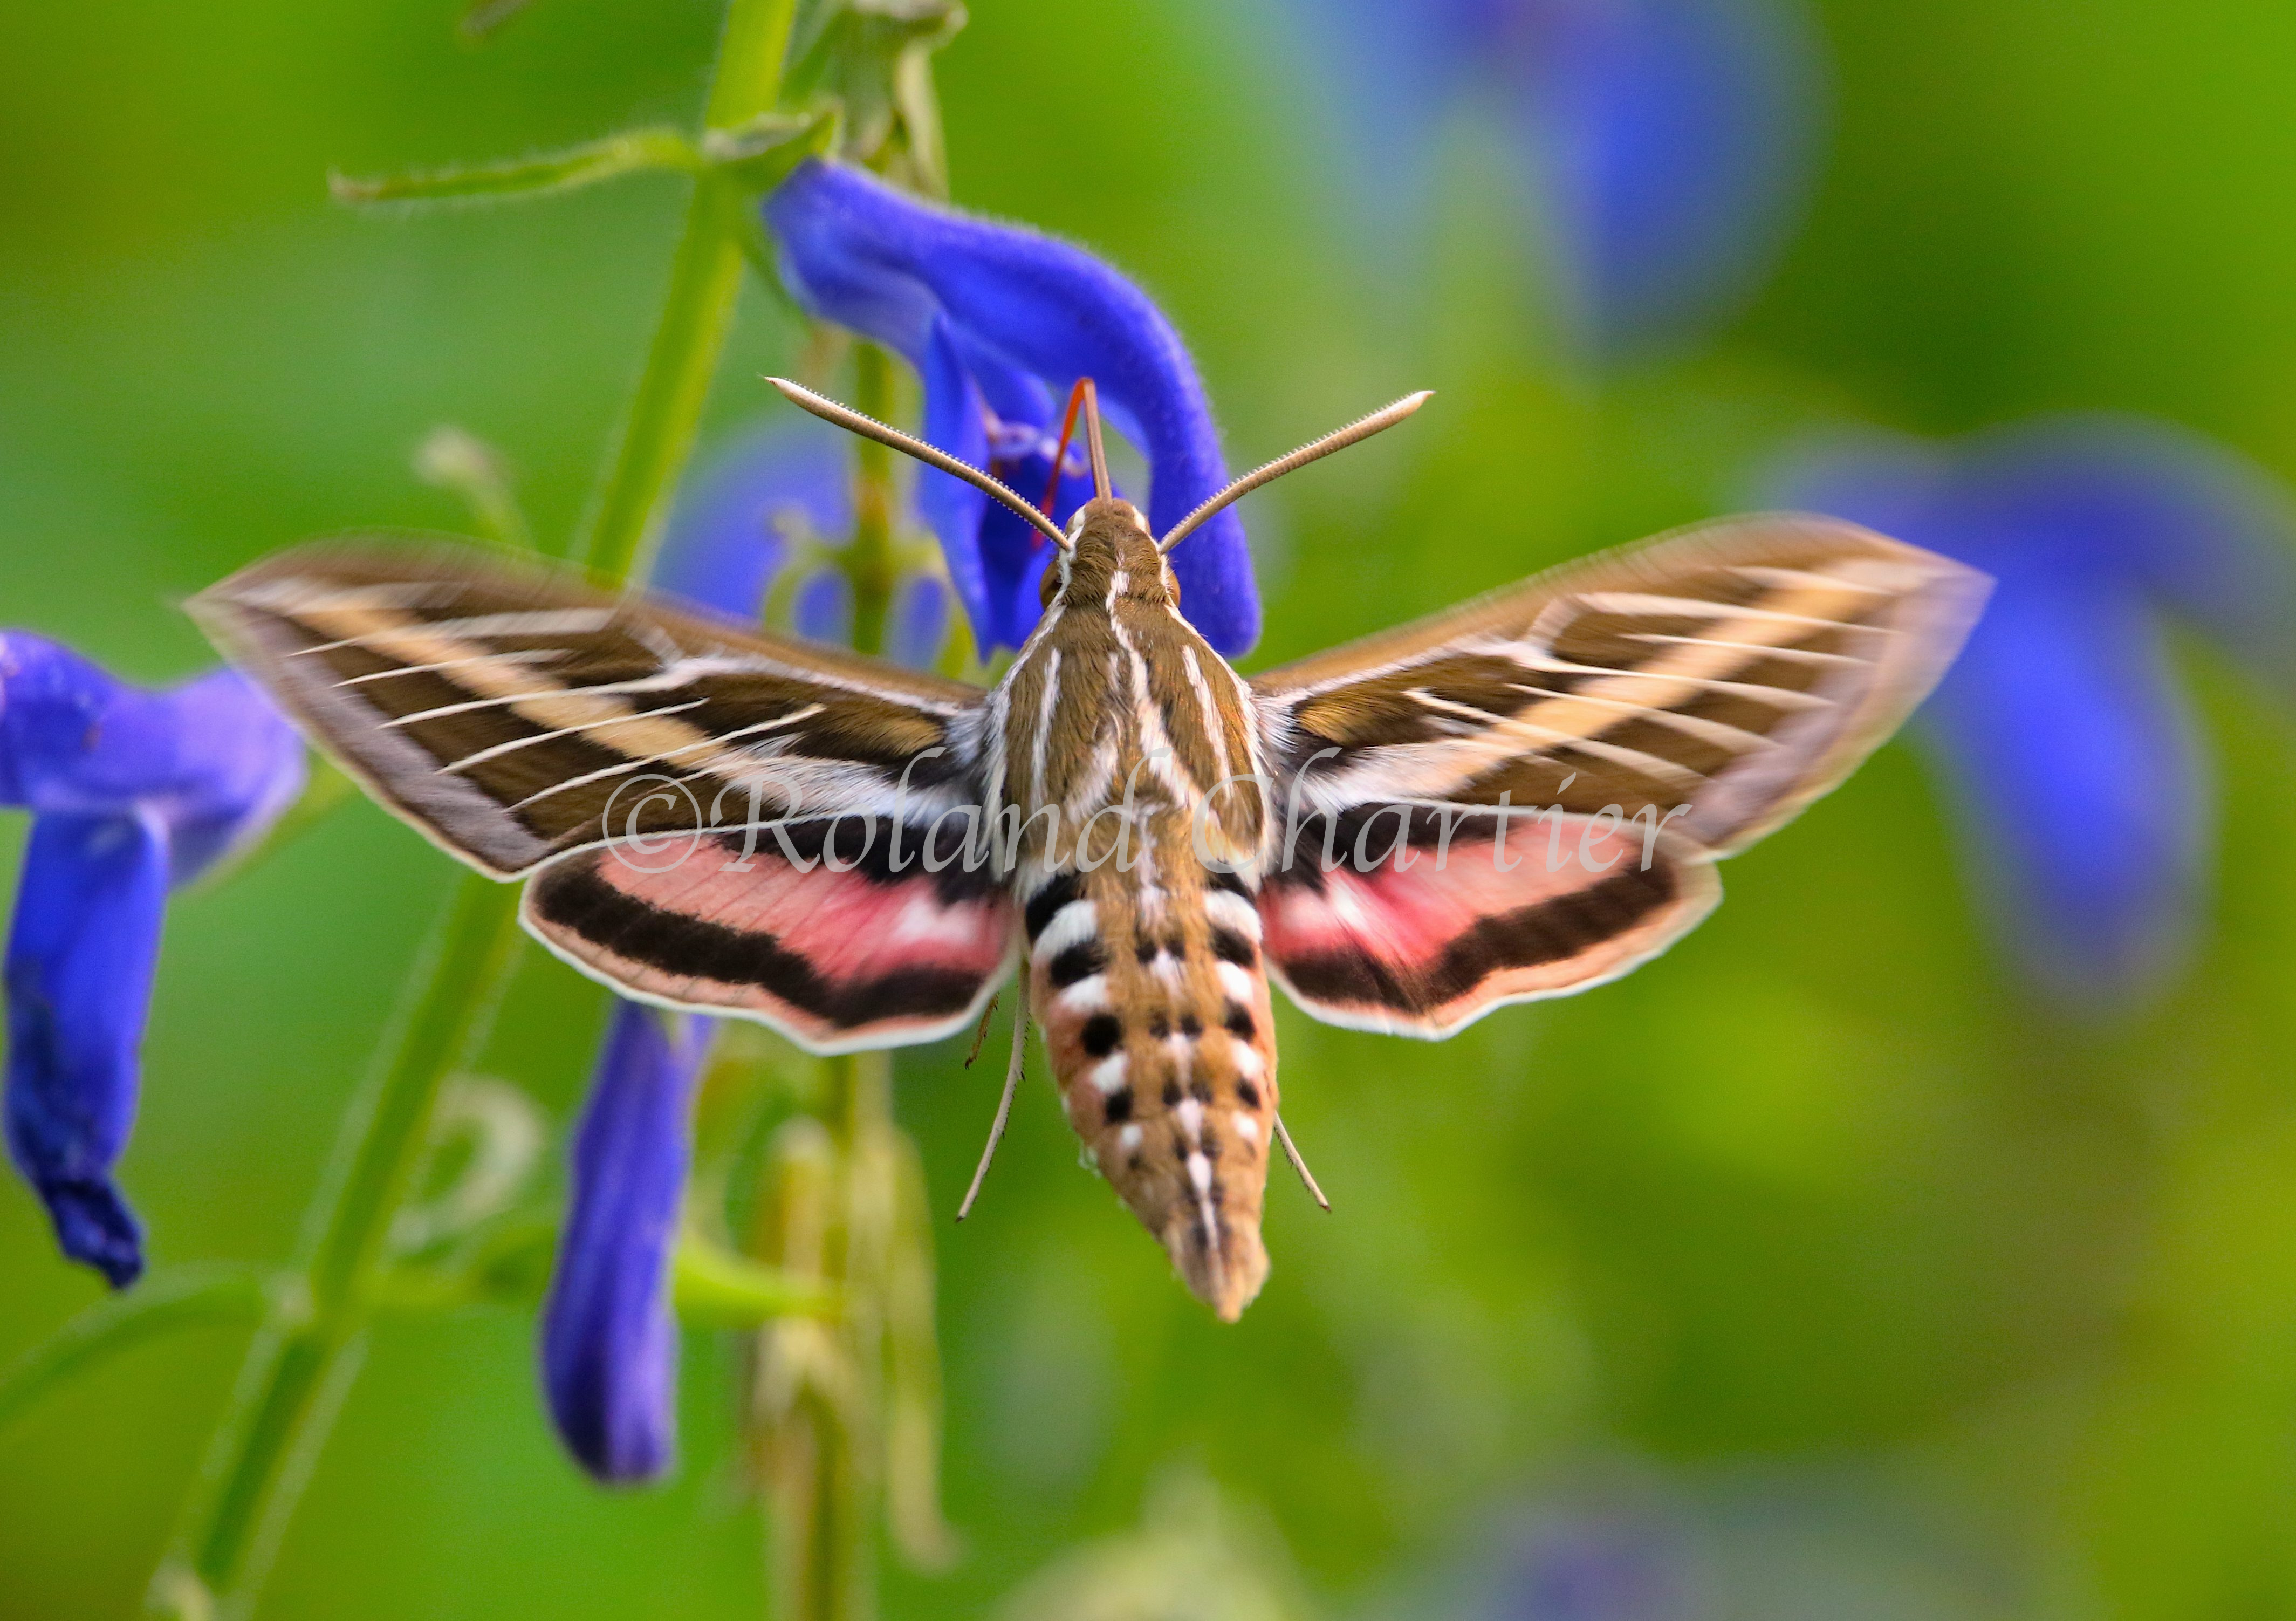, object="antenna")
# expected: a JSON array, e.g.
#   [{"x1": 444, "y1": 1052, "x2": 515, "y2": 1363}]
[
  {"x1": 765, "y1": 376, "x2": 1073, "y2": 551},
  {"x1": 1159, "y1": 389, "x2": 1433, "y2": 553},
  {"x1": 1079, "y1": 377, "x2": 1112, "y2": 499}
]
